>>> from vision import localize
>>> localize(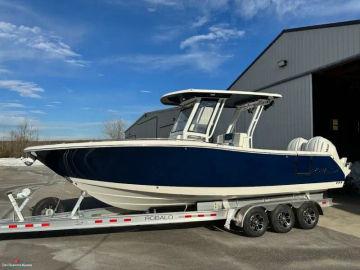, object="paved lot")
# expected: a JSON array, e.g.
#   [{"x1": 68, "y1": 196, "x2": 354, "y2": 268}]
[{"x1": 0, "y1": 165, "x2": 360, "y2": 270}]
